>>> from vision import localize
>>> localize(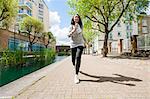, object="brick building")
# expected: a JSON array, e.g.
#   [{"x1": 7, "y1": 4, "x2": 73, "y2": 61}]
[
  {"x1": 0, "y1": 29, "x2": 48, "y2": 51},
  {"x1": 0, "y1": 0, "x2": 56, "y2": 51}
]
